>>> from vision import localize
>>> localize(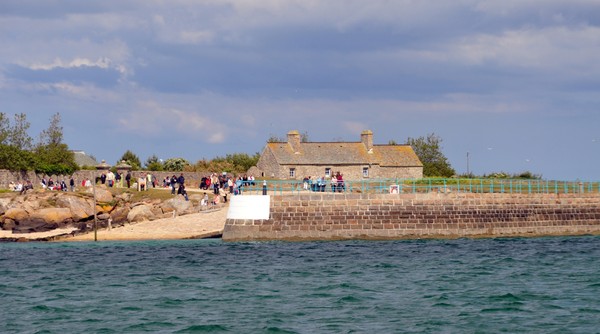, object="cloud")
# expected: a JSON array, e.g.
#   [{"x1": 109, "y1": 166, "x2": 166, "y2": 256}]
[
  {"x1": 26, "y1": 57, "x2": 114, "y2": 71},
  {"x1": 116, "y1": 99, "x2": 228, "y2": 143}
]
